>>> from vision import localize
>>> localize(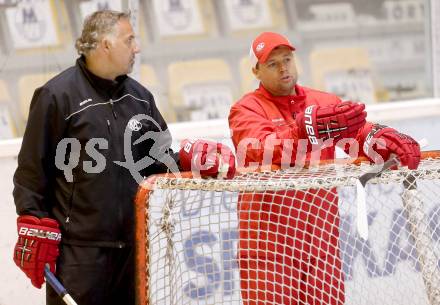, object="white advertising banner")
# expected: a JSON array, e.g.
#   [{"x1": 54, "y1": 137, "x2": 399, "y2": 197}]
[
  {"x1": 5, "y1": 0, "x2": 59, "y2": 49},
  {"x1": 324, "y1": 69, "x2": 377, "y2": 104},
  {"x1": 182, "y1": 83, "x2": 233, "y2": 121},
  {"x1": 153, "y1": 0, "x2": 205, "y2": 37},
  {"x1": 79, "y1": 0, "x2": 123, "y2": 21},
  {"x1": 383, "y1": 0, "x2": 424, "y2": 24},
  {"x1": 223, "y1": 0, "x2": 273, "y2": 31},
  {"x1": 0, "y1": 0, "x2": 18, "y2": 6}
]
